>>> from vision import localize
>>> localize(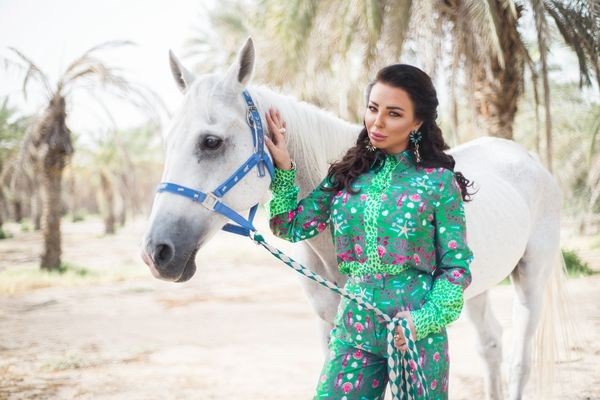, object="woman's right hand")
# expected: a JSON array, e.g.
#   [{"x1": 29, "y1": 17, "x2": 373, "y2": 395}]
[{"x1": 265, "y1": 107, "x2": 293, "y2": 170}]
